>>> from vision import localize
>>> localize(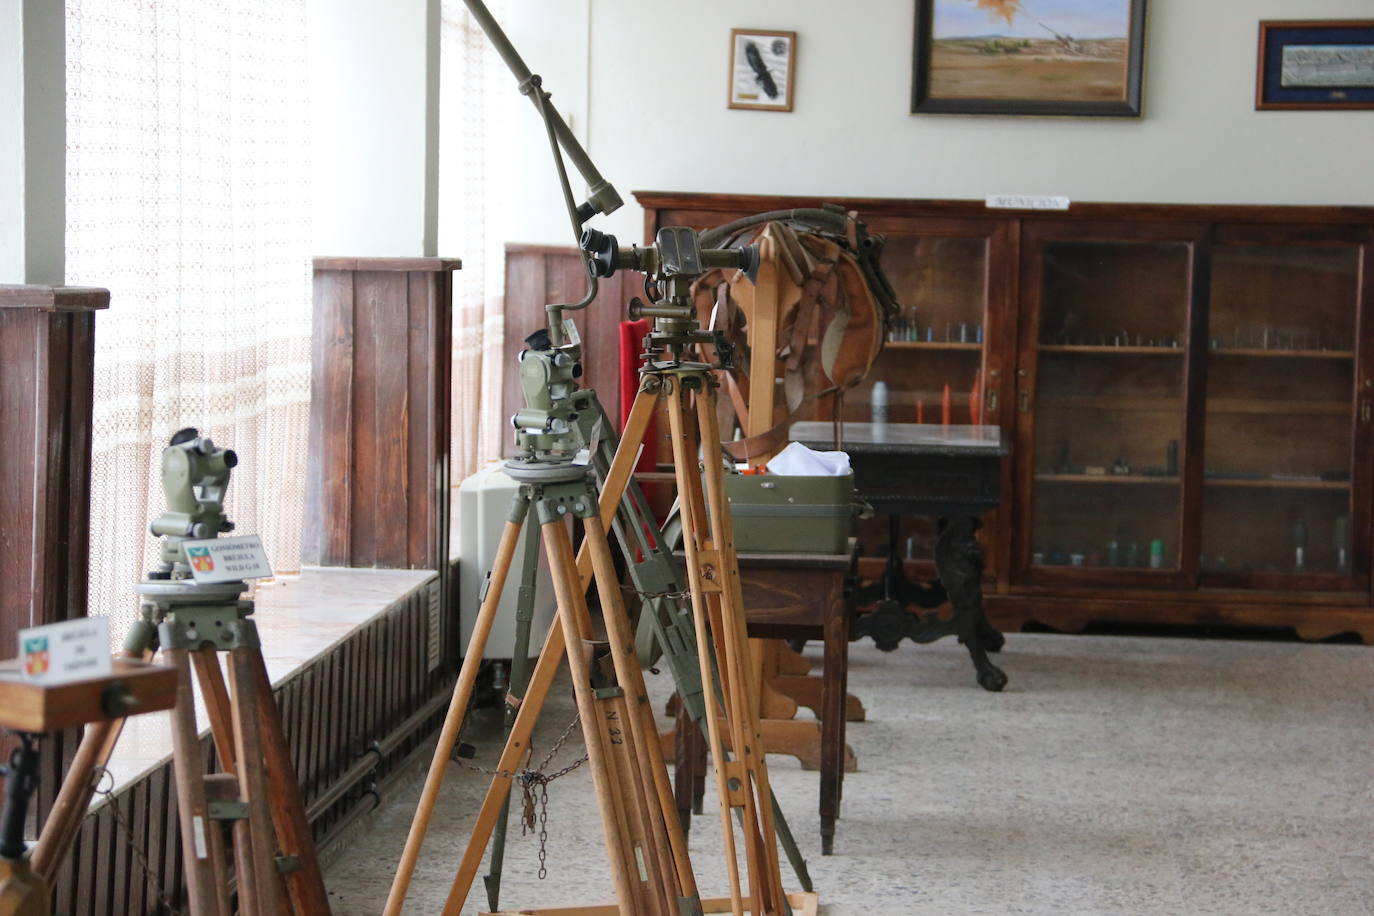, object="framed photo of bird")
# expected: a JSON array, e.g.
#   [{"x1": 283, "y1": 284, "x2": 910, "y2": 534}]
[
  {"x1": 912, "y1": 0, "x2": 1147, "y2": 117},
  {"x1": 729, "y1": 29, "x2": 796, "y2": 111}
]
